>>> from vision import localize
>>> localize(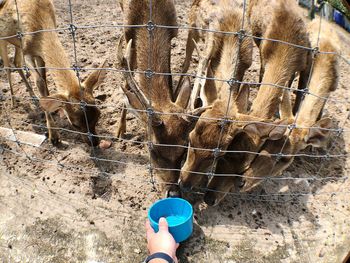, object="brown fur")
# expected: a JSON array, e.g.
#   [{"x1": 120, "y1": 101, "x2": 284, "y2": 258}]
[
  {"x1": 0, "y1": 40, "x2": 34, "y2": 106},
  {"x1": 202, "y1": 0, "x2": 313, "y2": 205},
  {"x1": 177, "y1": 0, "x2": 249, "y2": 108},
  {"x1": 179, "y1": 1, "x2": 259, "y2": 192},
  {"x1": 1, "y1": 0, "x2": 107, "y2": 146},
  {"x1": 117, "y1": 0, "x2": 206, "y2": 197},
  {"x1": 248, "y1": 0, "x2": 312, "y2": 119},
  {"x1": 241, "y1": 22, "x2": 339, "y2": 192}
]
